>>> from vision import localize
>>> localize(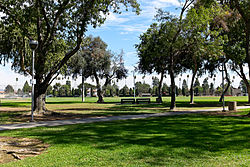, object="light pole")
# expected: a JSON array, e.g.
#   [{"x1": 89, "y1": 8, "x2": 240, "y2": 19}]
[
  {"x1": 29, "y1": 40, "x2": 38, "y2": 121},
  {"x1": 133, "y1": 70, "x2": 136, "y2": 98}
]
